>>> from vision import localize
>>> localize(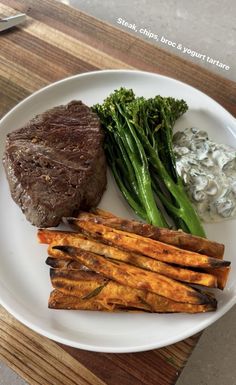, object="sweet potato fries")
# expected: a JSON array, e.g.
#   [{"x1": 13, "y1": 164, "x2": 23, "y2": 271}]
[{"x1": 38, "y1": 210, "x2": 231, "y2": 313}]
